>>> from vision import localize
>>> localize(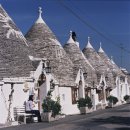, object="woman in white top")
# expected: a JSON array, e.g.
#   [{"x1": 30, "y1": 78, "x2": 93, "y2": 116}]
[{"x1": 26, "y1": 95, "x2": 41, "y2": 122}]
